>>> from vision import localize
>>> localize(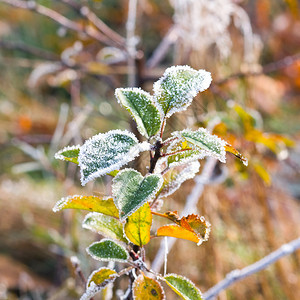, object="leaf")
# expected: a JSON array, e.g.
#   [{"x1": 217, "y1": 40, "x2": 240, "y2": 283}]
[
  {"x1": 87, "y1": 239, "x2": 129, "y2": 262},
  {"x1": 54, "y1": 145, "x2": 80, "y2": 164},
  {"x1": 253, "y1": 162, "x2": 271, "y2": 186},
  {"x1": 53, "y1": 195, "x2": 119, "y2": 218},
  {"x1": 224, "y1": 143, "x2": 248, "y2": 166},
  {"x1": 156, "y1": 213, "x2": 211, "y2": 245},
  {"x1": 164, "y1": 274, "x2": 203, "y2": 300},
  {"x1": 153, "y1": 66, "x2": 211, "y2": 118},
  {"x1": 124, "y1": 203, "x2": 152, "y2": 246},
  {"x1": 158, "y1": 161, "x2": 200, "y2": 198},
  {"x1": 78, "y1": 129, "x2": 150, "y2": 185},
  {"x1": 112, "y1": 169, "x2": 163, "y2": 221},
  {"x1": 115, "y1": 88, "x2": 161, "y2": 138},
  {"x1": 81, "y1": 267, "x2": 117, "y2": 300},
  {"x1": 133, "y1": 274, "x2": 165, "y2": 300},
  {"x1": 83, "y1": 212, "x2": 127, "y2": 243}
]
